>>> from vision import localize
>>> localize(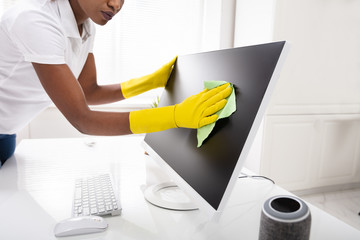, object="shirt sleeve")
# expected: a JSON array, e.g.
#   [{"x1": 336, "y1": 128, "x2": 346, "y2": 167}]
[{"x1": 9, "y1": 10, "x2": 66, "y2": 64}]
